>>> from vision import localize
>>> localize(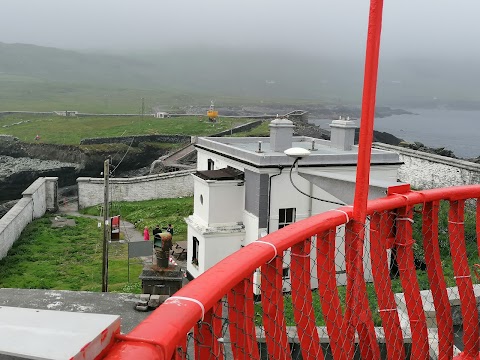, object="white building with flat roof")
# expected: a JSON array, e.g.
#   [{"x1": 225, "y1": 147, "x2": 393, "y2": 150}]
[{"x1": 186, "y1": 118, "x2": 403, "y2": 293}]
